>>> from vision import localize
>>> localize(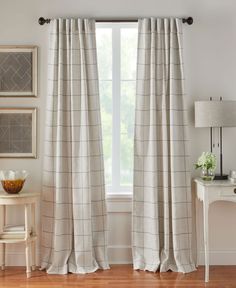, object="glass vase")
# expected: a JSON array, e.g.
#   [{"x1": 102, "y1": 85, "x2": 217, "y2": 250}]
[{"x1": 201, "y1": 168, "x2": 215, "y2": 181}]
